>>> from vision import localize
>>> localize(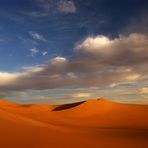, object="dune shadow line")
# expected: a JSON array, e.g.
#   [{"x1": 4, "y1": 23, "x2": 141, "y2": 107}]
[{"x1": 52, "y1": 101, "x2": 86, "y2": 111}]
